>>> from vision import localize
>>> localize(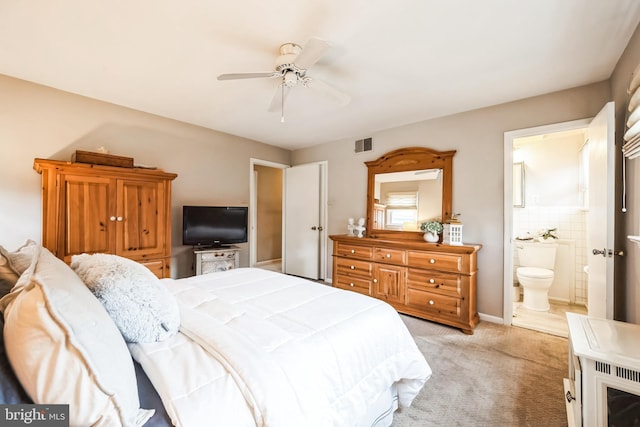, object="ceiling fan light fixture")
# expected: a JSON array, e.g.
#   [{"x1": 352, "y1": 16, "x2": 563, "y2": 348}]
[{"x1": 283, "y1": 71, "x2": 298, "y2": 87}]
